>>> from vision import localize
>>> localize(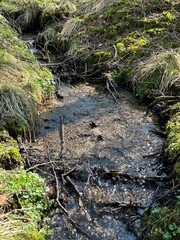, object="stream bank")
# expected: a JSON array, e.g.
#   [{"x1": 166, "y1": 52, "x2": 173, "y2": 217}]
[{"x1": 0, "y1": 1, "x2": 179, "y2": 239}]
